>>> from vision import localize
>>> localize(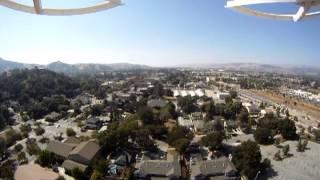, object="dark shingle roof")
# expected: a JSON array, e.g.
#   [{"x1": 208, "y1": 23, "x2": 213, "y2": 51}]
[
  {"x1": 68, "y1": 140, "x2": 100, "y2": 162},
  {"x1": 63, "y1": 137, "x2": 81, "y2": 146},
  {"x1": 46, "y1": 141, "x2": 75, "y2": 158},
  {"x1": 62, "y1": 160, "x2": 88, "y2": 172},
  {"x1": 191, "y1": 157, "x2": 237, "y2": 178},
  {"x1": 135, "y1": 160, "x2": 181, "y2": 178},
  {"x1": 147, "y1": 99, "x2": 167, "y2": 108}
]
